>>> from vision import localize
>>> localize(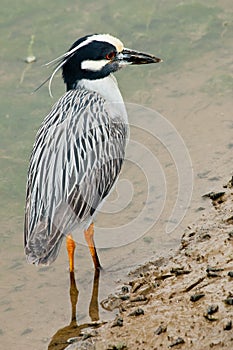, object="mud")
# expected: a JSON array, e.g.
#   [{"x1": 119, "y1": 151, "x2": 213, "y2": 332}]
[{"x1": 67, "y1": 182, "x2": 233, "y2": 349}]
